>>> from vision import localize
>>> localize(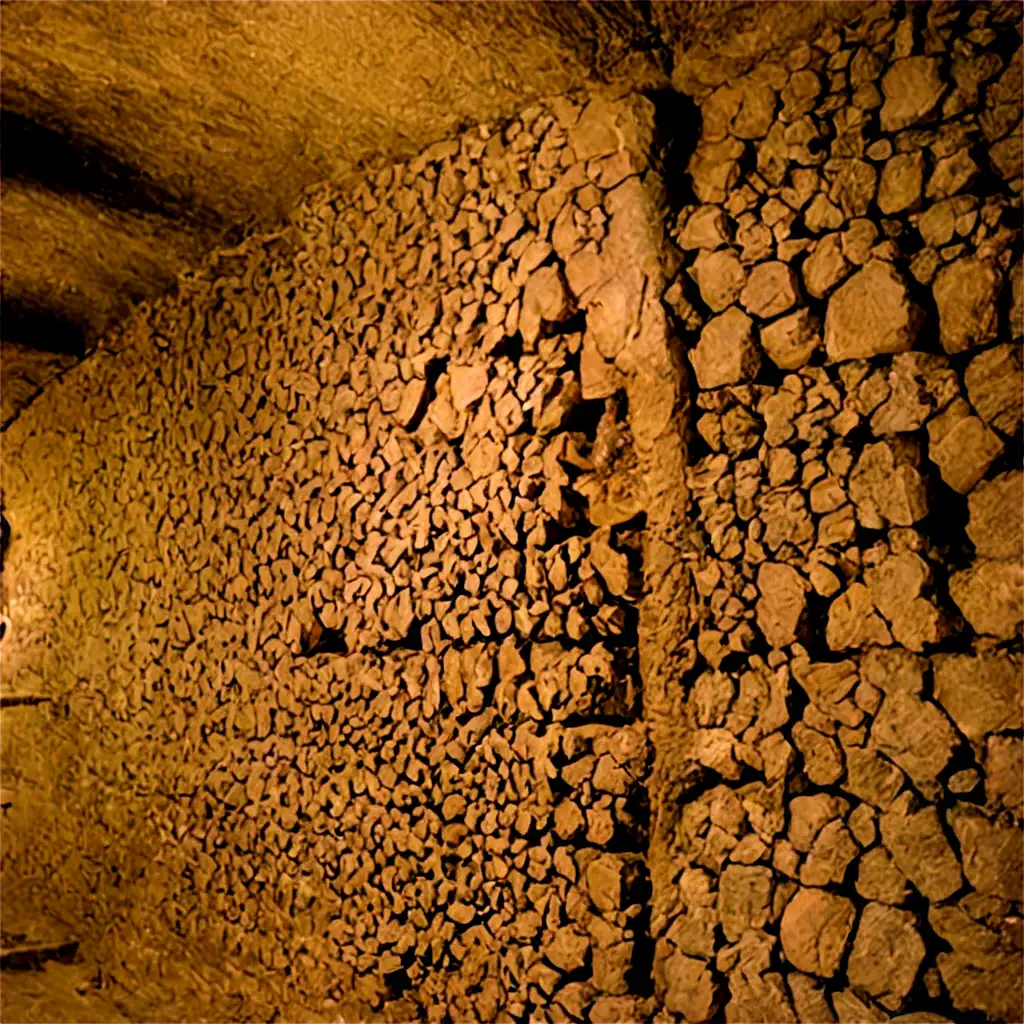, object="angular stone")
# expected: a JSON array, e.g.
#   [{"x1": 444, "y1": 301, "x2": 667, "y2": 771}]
[
  {"x1": 880, "y1": 793, "x2": 964, "y2": 902},
  {"x1": 657, "y1": 946, "x2": 721, "y2": 1021},
  {"x1": 933, "y1": 258, "x2": 1001, "y2": 354},
  {"x1": 825, "y1": 261, "x2": 922, "y2": 362},
  {"x1": 860, "y1": 647, "x2": 925, "y2": 697},
  {"x1": 848, "y1": 439, "x2": 928, "y2": 528},
  {"x1": 869, "y1": 351, "x2": 959, "y2": 436},
  {"x1": 985, "y1": 735, "x2": 1023, "y2": 817},
  {"x1": 690, "y1": 307, "x2": 761, "y2": 389},
  {"x1": 826, "y1": 583, "x2": 894, "y2": 651},
  {"x1": 780, "y1": 888, "x2": 856, "y2": 978},
  {"x1": 717, "y1": 865, "x2": 773, "y2": 942},
  {"x1": 927, "y1": 149, "x2": 979, "y2": 200},
  {"x1": 793, "y1": 723, "x2": 844, "y2": 786},
  {"x1": 880, "y1": 57, "x2": 946, "y2": 132},
  {"x1": 789, "y1": 793, "x2": 848, "y2": 854},
  {"x1": 801, "y1": 819, "x2": 859, "y2": 887},
  {"x1": 864, "y1": 551, "x2": 944, "y2": 652},
  {"x1": 856, "y1": 847, "x2": 910, "y2": 905},
  {"x1": 847, "y1": 904, "x2": 926, "y2": 1010},
  {"x1": 680, "y1": 205, "x2": 731, "y2": 250},
  {"x1": 396, "y1": 378, "x2": 428, "y2": 427},
  {"x1": 548, "y1": 927, "x2": 590, "y2": 973},
  {"x1": 586, "y1": 854, "x2": 626, "y2": 912},
  {"x1": 949, "y1": 808, "x2": 1023, "y2": 902},
  {"x1": 949, "y1": 560, "x2": 1023, "y2": 640},
  {"x1": 964, "y1": 344, "x2": 1022, "y2": 435},
  {"x1": 804, "y1": 234, "x2": 851, "y2": 299},
  {"x1": 933, "y1": 653, "x2": 1023, "y2": 743},
  {"x1": 830, "y1": 159, "x2": 878, "y2": 219},
  {"x1": 449, "y1": 365, "x2": 490, "y2": 411},
  {"x1": 842, "y1": 744, "x2": 906, "y2": 810},
  {"x1": 791, "y1": 659, "x2": 859, "y2": 717},
  {"x1": 732, "y1": 80, "x2": 777, "y2": 140},
  {"x1": 740, "y1": 261, "x2": 800, "y2": 320},
  {"x1": 692, "y1": 248, "x2": 746, "y2": 312},
  {"x1": 760, "y1": 309, "x2": 822, "y2": 370},
  {"x1": 878, "y1": 151, "x2": 925, "y2": 214},
  {"x1": 928, "y1": 398, "x2": 1004, "y2": 495},
  {"x1": 786, "y1": 973, "x2": 835, "y2": 1024},
  {"x1": 872, "y1": 691, "x2": 957, "y2": 795},
  {"x1": 756, "y1": 562, "x2": 808, "y2": 648}
]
